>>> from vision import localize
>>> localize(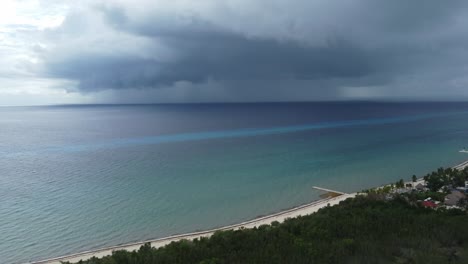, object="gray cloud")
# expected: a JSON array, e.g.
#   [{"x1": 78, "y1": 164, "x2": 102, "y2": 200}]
[
  {"x1": 36, "y1": 0, "x2": 468, "y2": 101},
  {"x1": 46, "y1": 32, "x2": 379, "y2": 91}
]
